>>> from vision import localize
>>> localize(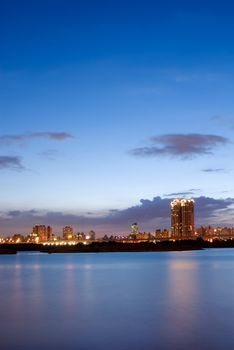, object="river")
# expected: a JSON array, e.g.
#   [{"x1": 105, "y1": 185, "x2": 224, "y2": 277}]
[{"x1": 1, "y1": 249, "x2": 234, "y2": 349}]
